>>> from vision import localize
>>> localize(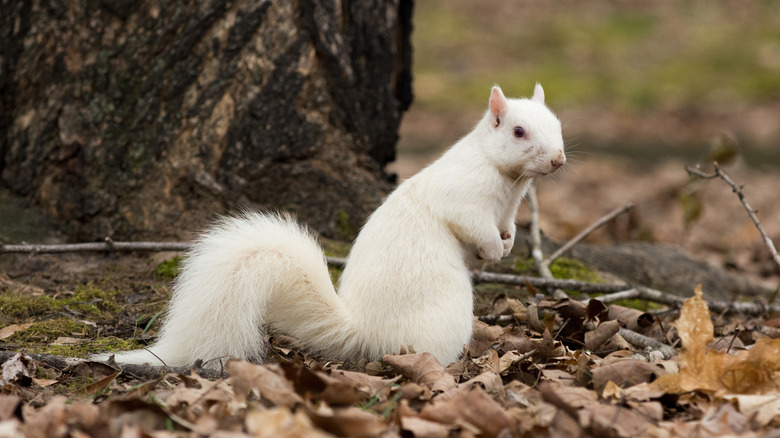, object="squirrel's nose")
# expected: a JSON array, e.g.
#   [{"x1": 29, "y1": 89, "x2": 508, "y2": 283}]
[{"x1": 551, "y1": 151, "x2": 566, "y2": 170}]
